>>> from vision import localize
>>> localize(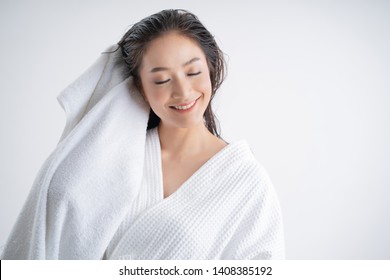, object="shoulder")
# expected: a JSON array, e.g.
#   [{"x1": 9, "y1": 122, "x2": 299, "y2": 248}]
[
  {"x1": 223, "y1": 140, "x2": 272, "y2": 182},
  {"x1": 216, "y1": 140, "x2": 275, "y2": 194}
]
